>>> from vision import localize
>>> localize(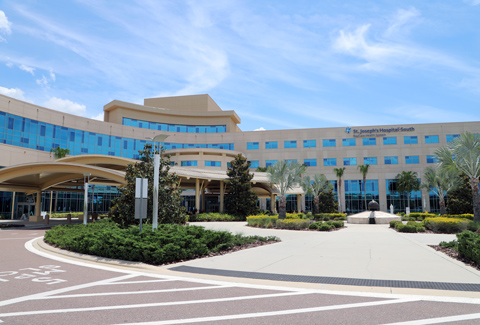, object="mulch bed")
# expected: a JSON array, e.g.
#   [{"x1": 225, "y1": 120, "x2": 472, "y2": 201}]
[{"x1": 429, "y1": 245, "x2": 480, "y2": 272}]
